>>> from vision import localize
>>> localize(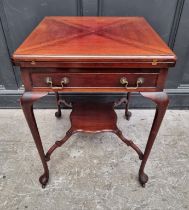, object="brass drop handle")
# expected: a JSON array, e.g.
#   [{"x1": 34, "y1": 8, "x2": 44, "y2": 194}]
[
  {"x1": 61, "y1": 77, "x2": 69, "y2": 87},
  {"x1": 45, "y1": 77, "x2": 65, "y2": 90},
  {"x1": 120, "y1": 77, "x2": 129, "y2": 87},
  {"x1": 120, "y1": 77, "x2": 144, "y2": 89},
  {"x1": 136, "y1": 77, "x2": 144, "y2": 88},
  {"x1": 45, "y1": 77, "x2": 53, "y2": 87}
]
